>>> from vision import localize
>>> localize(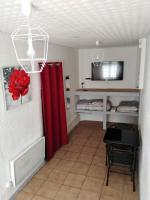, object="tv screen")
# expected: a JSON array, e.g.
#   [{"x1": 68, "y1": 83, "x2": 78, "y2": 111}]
[{"x1": 91, "y1": 61, "x2": 124, "y2": 81}]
